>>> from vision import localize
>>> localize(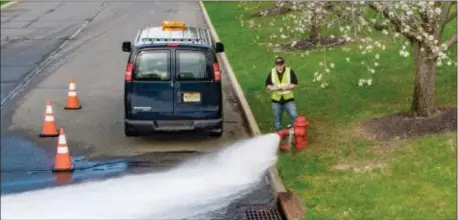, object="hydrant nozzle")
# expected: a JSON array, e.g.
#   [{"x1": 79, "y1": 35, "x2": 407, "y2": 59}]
[{"x1": 273, "y1": 114, "x2": 309, "y2": 152}]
